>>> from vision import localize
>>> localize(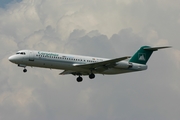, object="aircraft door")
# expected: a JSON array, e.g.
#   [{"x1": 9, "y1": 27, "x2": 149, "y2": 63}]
[{"x1": 29, "y1": 51, "x2": 34, "y2": 61}]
